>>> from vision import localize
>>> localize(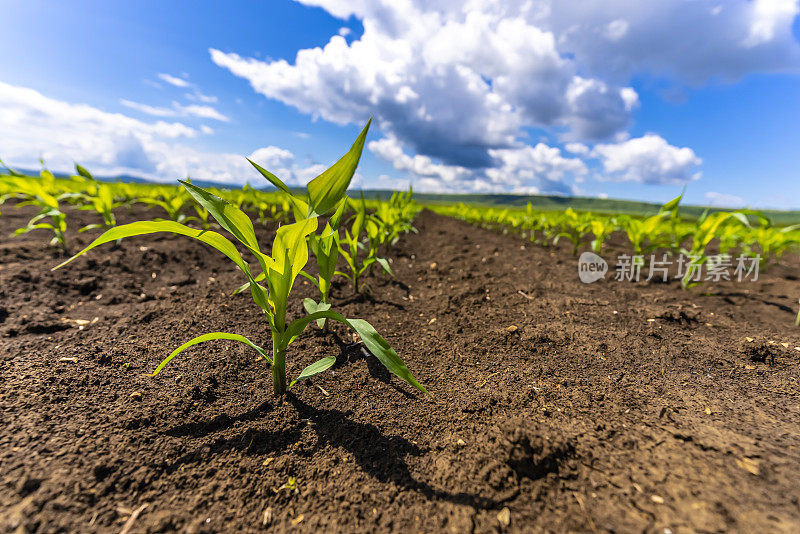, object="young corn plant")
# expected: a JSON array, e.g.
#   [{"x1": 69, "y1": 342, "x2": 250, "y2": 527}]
[
  {"x1": 70, "y1": 167, "x2": 122, "y2": 233},
  {"x1": 336, "y1": 195, "x2": 393, "y2": 294},
  {"x1": 618, "y1": 212, "x2": 666, "y2": 258},
  {"x1": 55, "y1": 120, "x2": 428, "y2": 397},
  {"x1": 301, "y1": 200, "x2": 348, "y2": 329},
  {"x1": 553, "y1": 208, "x2": 589, "y2": 256},
  {"x1": 139, "y1": 187, "x2": 195, "y2": 224},
  {"x1": 588, "y1": 218, "x2": 615, "y2": 254},
  {"x1": 679, "y1": 211, "x2": 749, "y2": 289},
  {"x1": 234, "y1": 198, "x2": 347, "y2": 330},
  {"x1": 738, "y1": 213, "x2": 800, "y2": 270},
  {"x1": 373, "y1": 188, "x2": 419, "y2": 248},
  {"x1": 14, "y1": 168, "x2": 70, "y2": 252}
]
